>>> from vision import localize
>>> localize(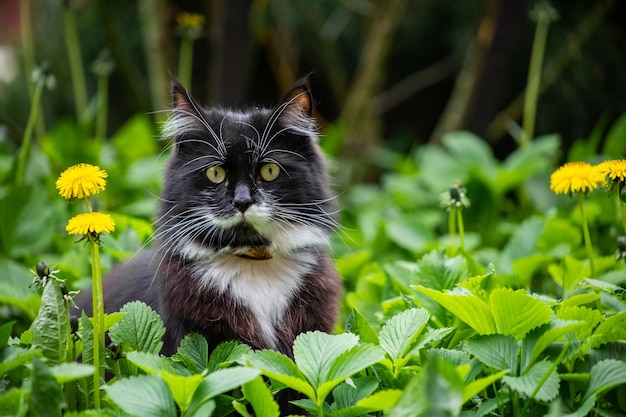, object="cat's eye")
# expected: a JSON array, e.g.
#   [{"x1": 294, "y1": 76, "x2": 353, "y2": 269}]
[
  {"x1": 206, "y1": 166, "x2": 227, "y2": 184},
  {"x1": 260, "y1": 163, "x2": 280, "y2": 181}
]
